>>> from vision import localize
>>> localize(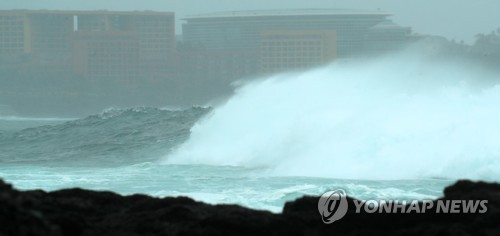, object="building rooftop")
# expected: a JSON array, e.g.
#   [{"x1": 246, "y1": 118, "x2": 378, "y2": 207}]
[
  {"x1": 370, "y1": 20, "x2": 408, "y2": 30},
  {"x1": 0, "y1": 9, "x2": 174, "y2": 16},
  {"x1": 185, "y1": 9, "x2": 390, "y2": 19}
]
